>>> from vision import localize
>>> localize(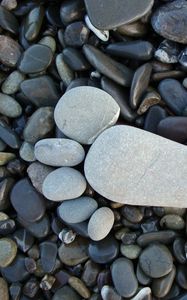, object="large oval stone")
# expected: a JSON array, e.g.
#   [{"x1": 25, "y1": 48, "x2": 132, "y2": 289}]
[
  {"x1": 84, "y1": 125, "x2": 187, "y2": 207},
  {"x1": 54, "y1": 86, "x2": 120, "y2": 144}
]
